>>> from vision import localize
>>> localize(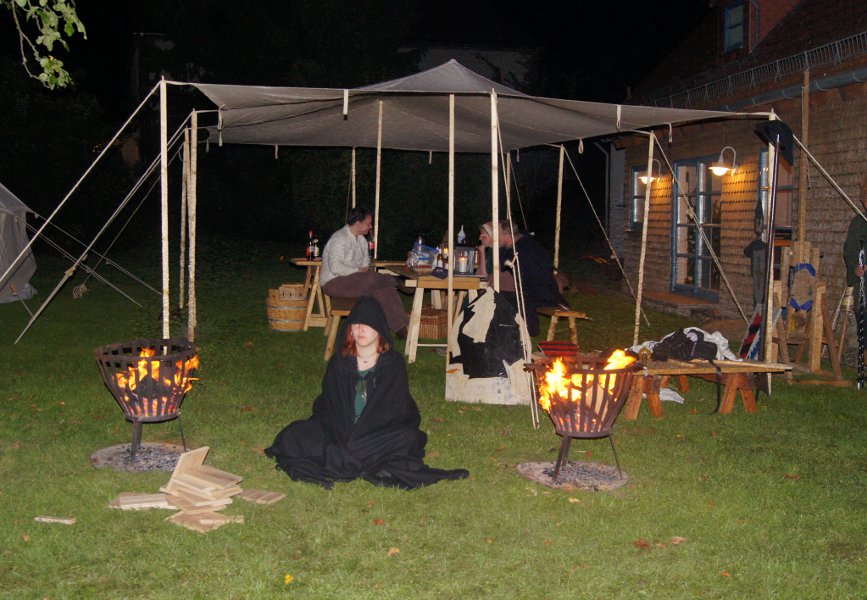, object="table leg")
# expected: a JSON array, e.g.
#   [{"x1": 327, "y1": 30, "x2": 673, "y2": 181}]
[
  {"x1": 719, "y1": 372, "x2": 757, "y2": 414},
  {"x1": 646, "y1": 376, "x2": 664, "y2": 418},
  {"x1": 406, "y1": 288, "x2": 425, "y2": 363},
  {"x1": 624, "y1": 375, "x2": 651, "y2": 420}
]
